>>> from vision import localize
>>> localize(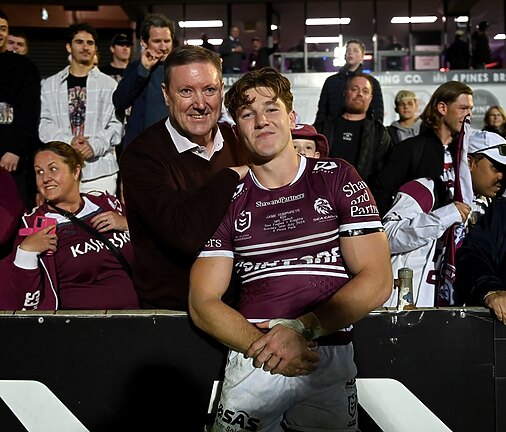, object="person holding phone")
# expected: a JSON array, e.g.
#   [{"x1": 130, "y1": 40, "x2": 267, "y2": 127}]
[{"x1": 1, "y1": 141, "x2": 139, "y2": 310}]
